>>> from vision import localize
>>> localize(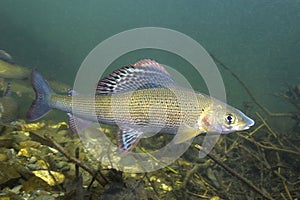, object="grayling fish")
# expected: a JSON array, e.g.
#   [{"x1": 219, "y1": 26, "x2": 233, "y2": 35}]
[
  {"x1": 0, "y1": 83, "x2": 18, "y2": 122},
  {"x1": 0, "y1": 50, "x2": 30, "y2": 79},
  {"x1": 27, "y1": 59, "x2": 254, "y2": 155}
]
